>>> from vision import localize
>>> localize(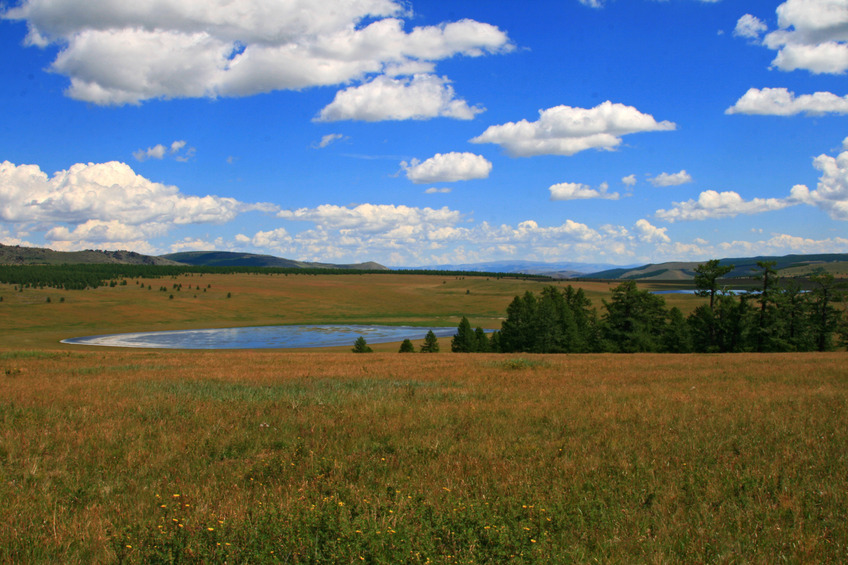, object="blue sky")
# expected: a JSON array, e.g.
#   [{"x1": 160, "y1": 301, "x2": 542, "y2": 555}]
[{"x1": 1, "y1": 0, "x2": 847, "y2": 267}]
